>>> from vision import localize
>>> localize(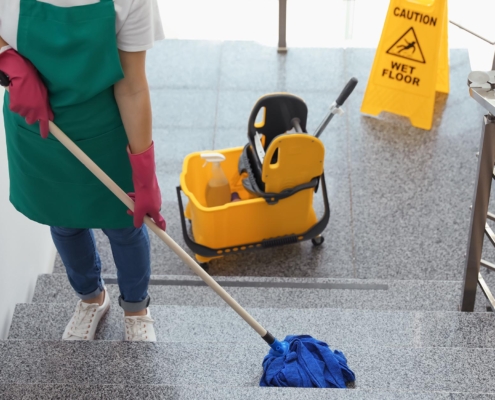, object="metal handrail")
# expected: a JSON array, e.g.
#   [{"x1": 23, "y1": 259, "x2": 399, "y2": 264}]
[
  {"x1": 461, "y1": 73, "x2": 495, "y2": 312},
  {"x1": 449, "y1": 20, "x2": 495, "y2": 45},
  {"x1": 449, "y1": 19, "x2": 495, "y2": 71},
  {"x1": 457, "y1": 17, "x2": 495, "y2": 311},
  {"x1": 278, "y1": 0, "x2": 287, "y2": 53}
]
